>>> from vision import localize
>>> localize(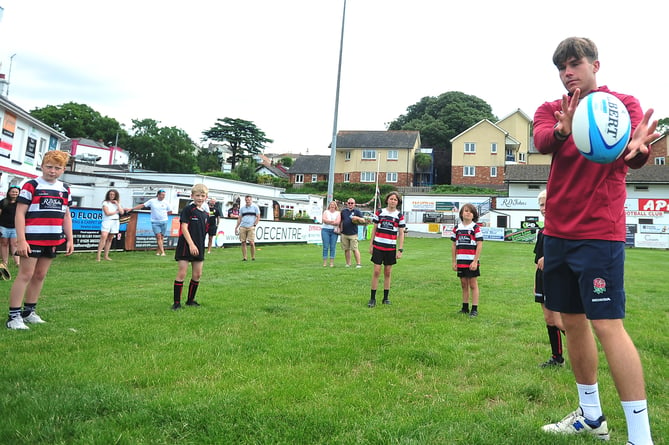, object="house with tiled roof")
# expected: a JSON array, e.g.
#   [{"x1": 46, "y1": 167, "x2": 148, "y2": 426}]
[
  {"x1": 288, "y1": 154, "x2": 331, "y2": 186},
  {"x1": 450, "y1": 109, "x2": 546, "y2": 190},
  {"x1": 333, "y1": 130, "x2": 421, "y2": 187}
]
